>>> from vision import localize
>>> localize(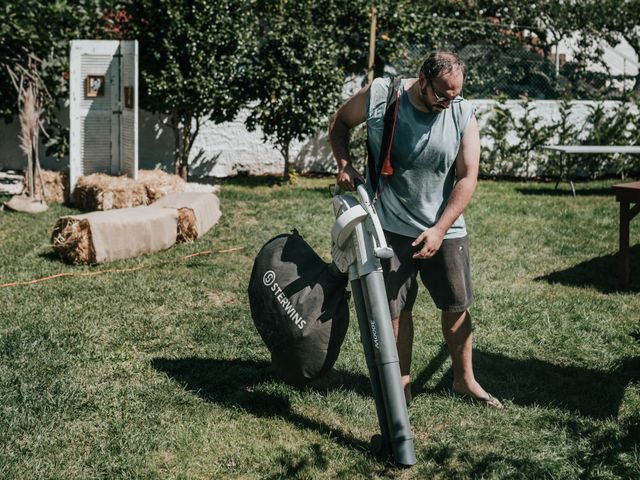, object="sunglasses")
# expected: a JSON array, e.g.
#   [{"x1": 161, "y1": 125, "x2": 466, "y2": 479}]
[{"x1": 427, "y1": 77, "x2": 463, "y2": 104}]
